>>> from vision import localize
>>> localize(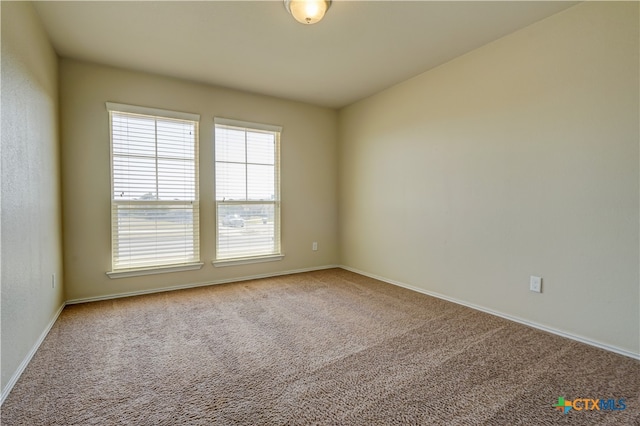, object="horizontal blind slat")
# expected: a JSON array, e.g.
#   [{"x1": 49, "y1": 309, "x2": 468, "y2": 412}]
[
  {"x1": 110, "y1": 108, "x2": 200, "y2": 271},
  {"x1": 214, "y1": 118, "x2": 280, "y2": 261}
]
